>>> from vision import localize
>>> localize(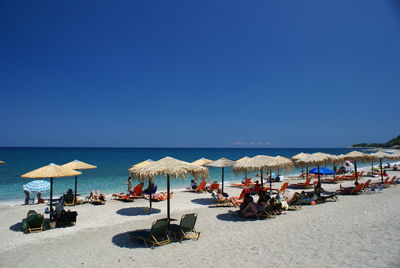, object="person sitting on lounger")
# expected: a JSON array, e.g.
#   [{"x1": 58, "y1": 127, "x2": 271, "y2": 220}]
[
  {"x1": 384, "y1": 163, "x2": 391, "y2": 169},
  {"x1": 189, "y1": 180, "x2": 198, "y2": 190},
  {"x1": 252, "y1": 181, "x2": 261, "y2": 194},
  {"x1": 144, "y1": 191, "x2": 174, "y2": 201},
  {"x1": 212, "y1": 189, "x2": 238, "y2": 207},
  {"x1": 393, "y1": 164, "x2": 399, "y2": 171},
  {"x1": 24, "y1": 190, "x2": 31, "y2": 205},
  {"x1": 37, "y1": 192, "x2": 44, "y2": 204}
]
